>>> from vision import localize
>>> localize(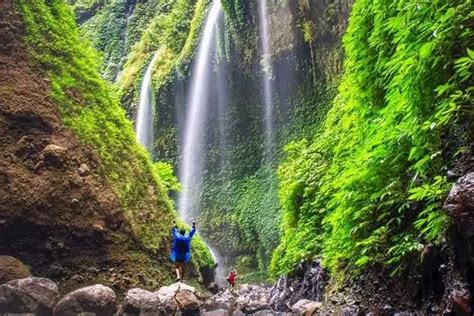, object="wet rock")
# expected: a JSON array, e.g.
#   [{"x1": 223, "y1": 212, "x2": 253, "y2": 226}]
[
  {"x1": 444, "y1": 172, "x2": 474, "y2": 235},
  {"x1": 270, "y1": 261, "x2": 327, "y2": 311},
  {"x1": 118, "y1": 288, "x2": 164, "y2": 315},
  {"x1": 175, "y1": 289, "x2": 202, "y2": 312},
  {"x1": 208, "y1": 281, "x2": 219, "y2": 294},
  {"x1": 78, "y1": 162, "x2": 90, "y2": 176},
  {"x1": 0, "y1": 256, "x2": 31, "y2": 284},
  {"x1": 291, "y1": 299, "x2": 322, "y2": 315},
  {"x1": 0, "y1": 277, "x2": 59, "y2": 315},
  {"x1": 54, "y1": 284, "x2": 117, "y2": 316},
  {"x1": 43, "y1": 144, "x2": 67, "y2": 166}
]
